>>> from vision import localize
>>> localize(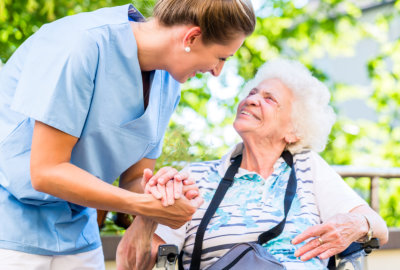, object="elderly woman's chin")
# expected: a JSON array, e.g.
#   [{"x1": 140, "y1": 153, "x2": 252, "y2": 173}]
[{"x1": 232, "y1": 117, "x2": 252, "y2": 138}]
